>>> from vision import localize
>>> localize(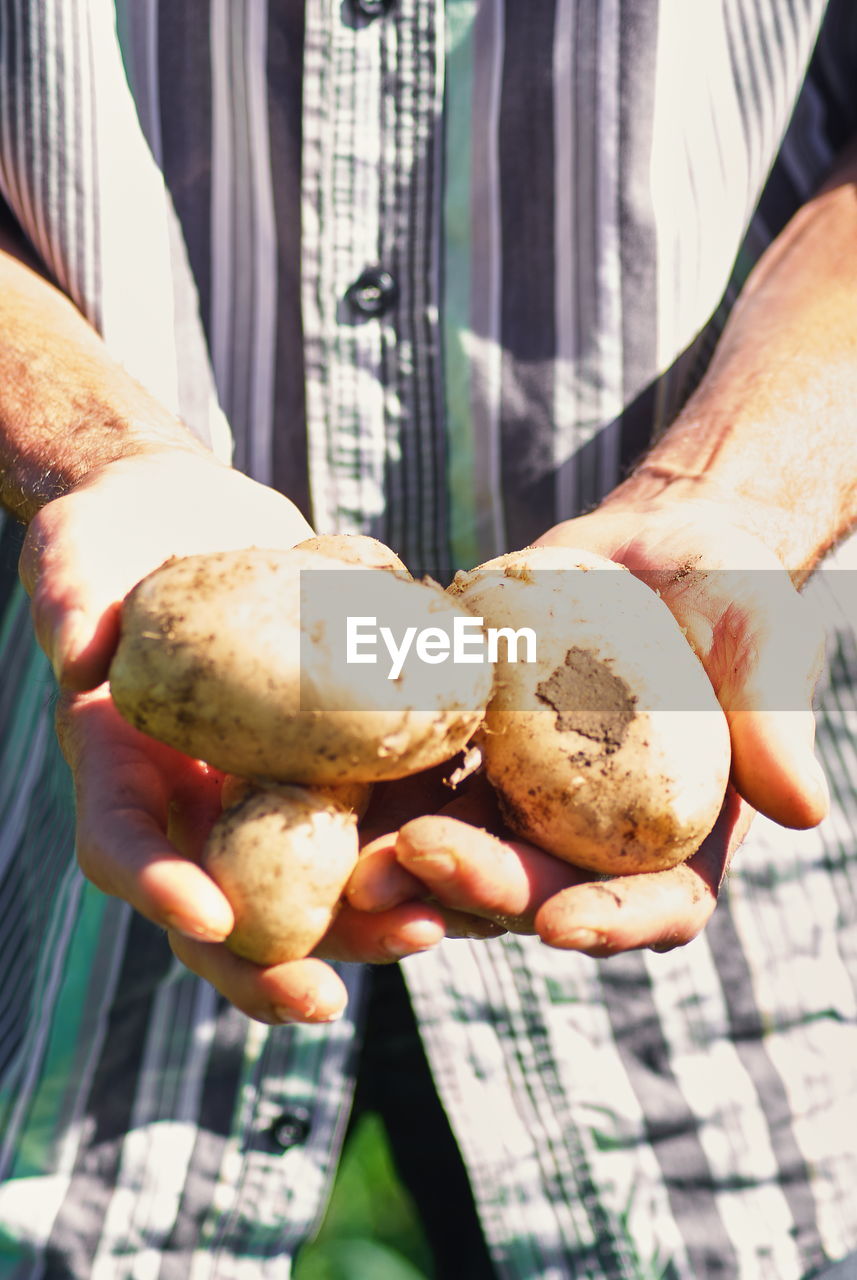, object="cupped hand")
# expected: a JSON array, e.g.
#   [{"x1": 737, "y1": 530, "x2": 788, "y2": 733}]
[
  {"x1": 56, "y1": 687, "x2": 458, "y2": 1024},
  {"x1": 348, "y1": 495, "x2": 828, "y2": 955},
  {"x1": 28, "y1": 447, "x2": 470, "y2": 1022}
]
